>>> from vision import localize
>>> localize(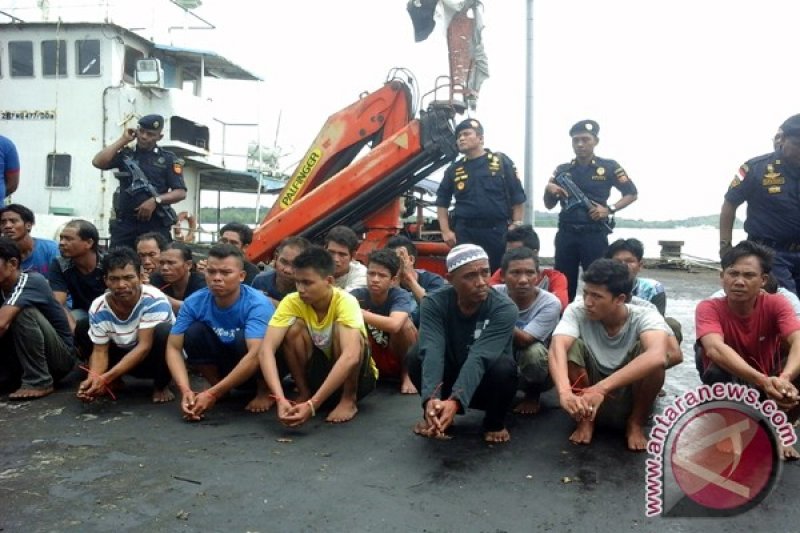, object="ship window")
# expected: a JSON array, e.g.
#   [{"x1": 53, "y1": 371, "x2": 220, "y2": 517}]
[
  {"x1": 42, "y1": 40, "x2": 67, "y2": 77},
  {"x1": 9, "y1": 41, "x2": 34, "y2": 77},
  {"x1": 123, "y1": 46, "x2": 144, "y2": 82},
  {"x1": 76, "y1": 39, "x2": 100, "y2": 76},
  {"x1": 46, "y1": 153, "x2": 71, "y2": 188}
]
